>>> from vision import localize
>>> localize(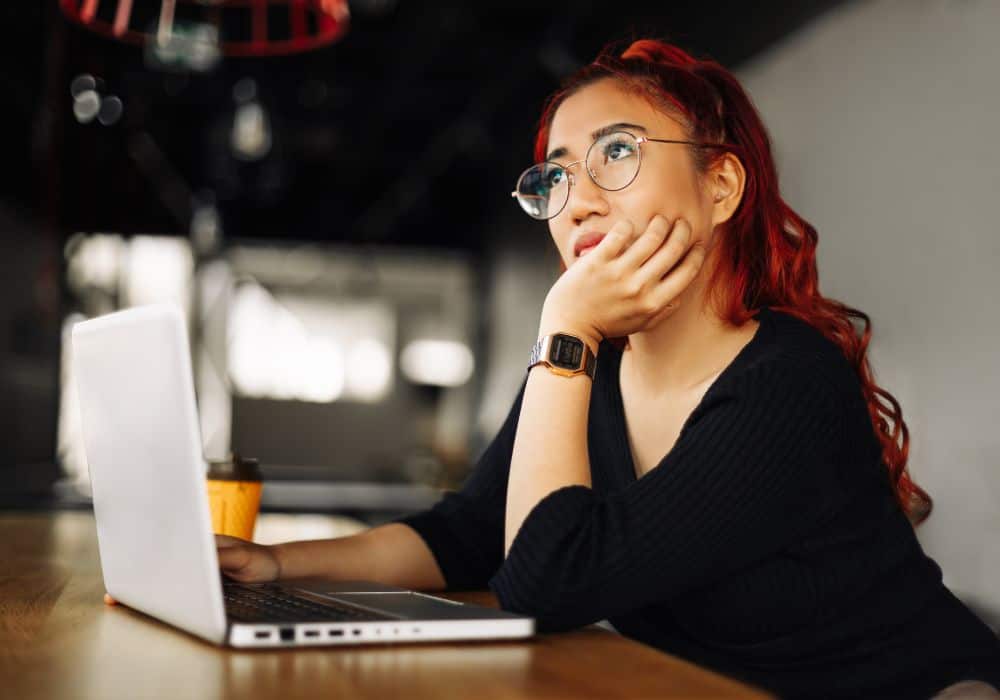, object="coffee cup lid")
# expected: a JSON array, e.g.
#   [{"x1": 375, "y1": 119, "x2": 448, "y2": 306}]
[{"x1": 206, "y1": 453, "x2": 262, "y2": 481}]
